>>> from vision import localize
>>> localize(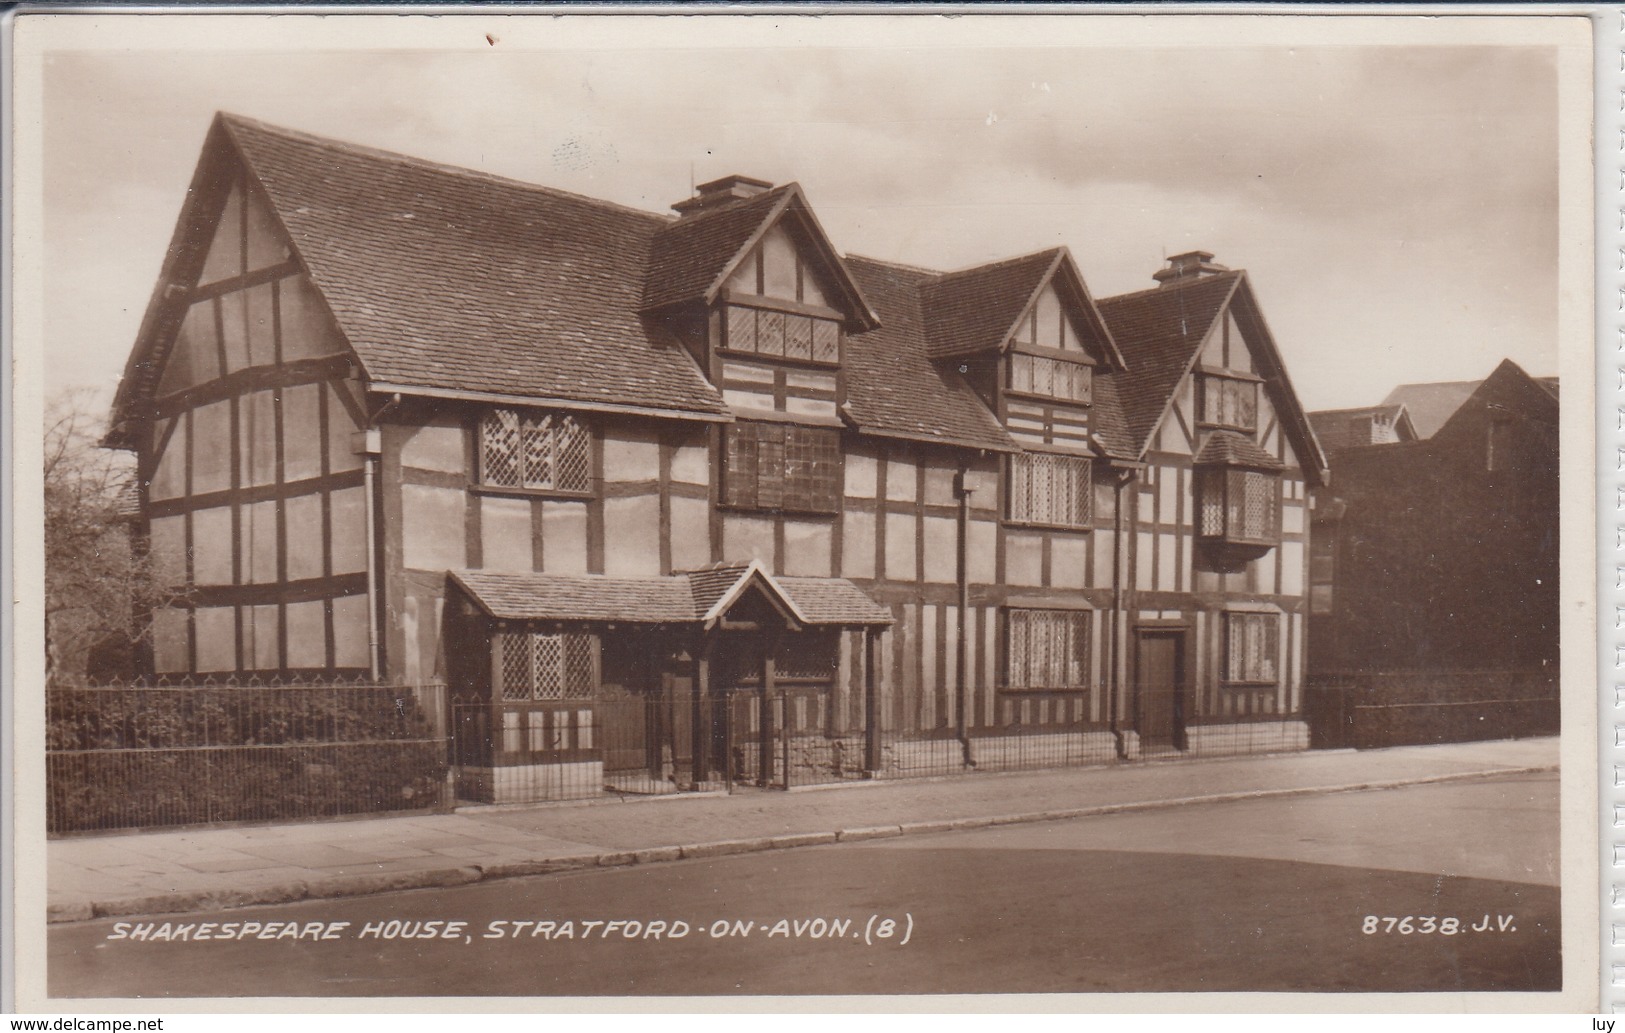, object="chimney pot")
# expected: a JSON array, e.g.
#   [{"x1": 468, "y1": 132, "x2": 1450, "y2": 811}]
[
  {"x1": 673, "y1": 174, "x2": 774, "y2": 215},
  {"x1": 1153, "y1": 250, "x2": 1228, "y2": 285}
]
